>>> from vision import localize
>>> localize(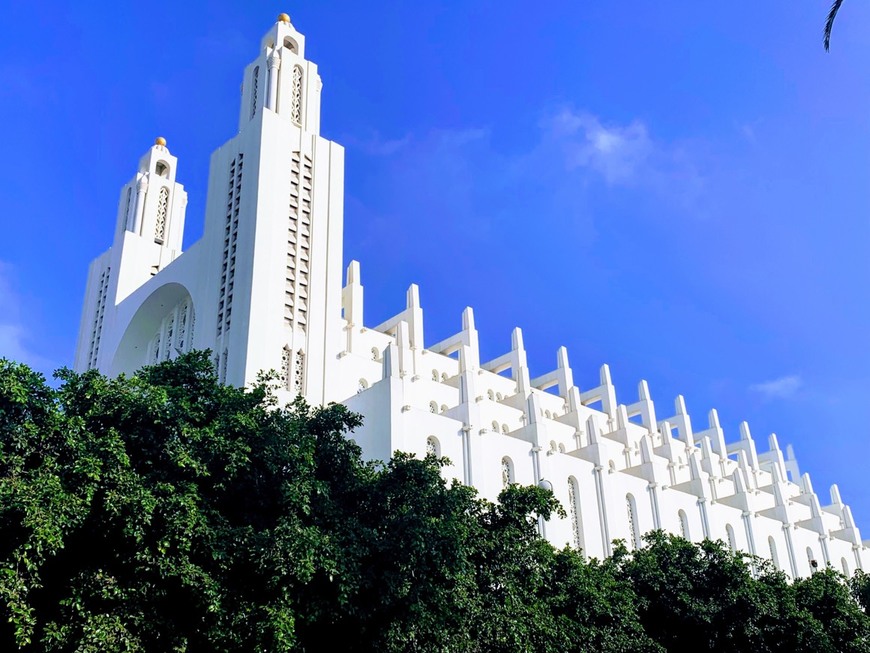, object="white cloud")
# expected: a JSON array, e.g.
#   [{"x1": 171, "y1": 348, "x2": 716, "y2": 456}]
[
  {"x1": 750, "y1": 375, "x2": 802, "y2": 400},
  {"x1": 546, "y1": 109, "x2": 654, "y2": 184},
  {"x1": 0, "y1": 262, "x2": 52, "y2": 371},
  {"x1": 511, "y1": 106, "x2": 708, "y2": 213},
  {"x1": 346, "y1": 131, "x2": 413, "y2": 157}
]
